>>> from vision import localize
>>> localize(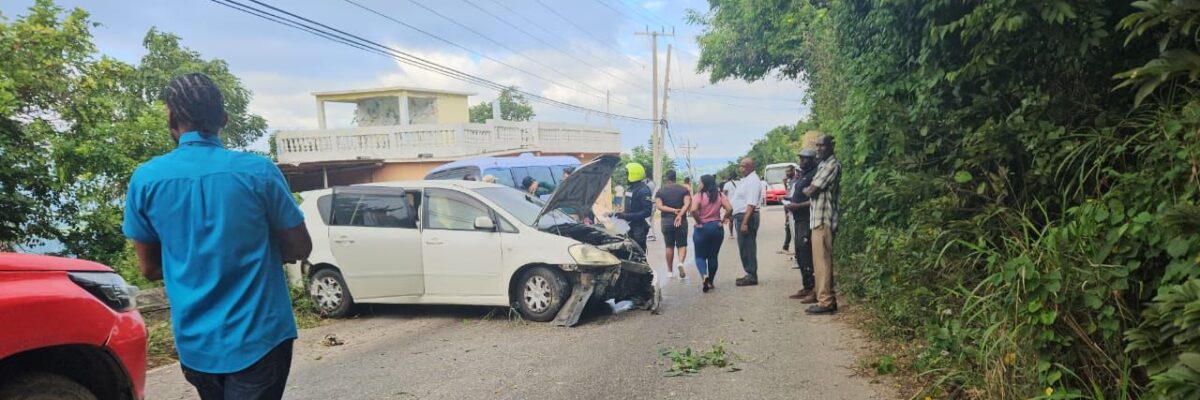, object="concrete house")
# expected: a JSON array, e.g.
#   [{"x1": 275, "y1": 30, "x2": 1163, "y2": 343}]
[{"x1": 275, "y1": 85, "x2": 622, "y2": 191}]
